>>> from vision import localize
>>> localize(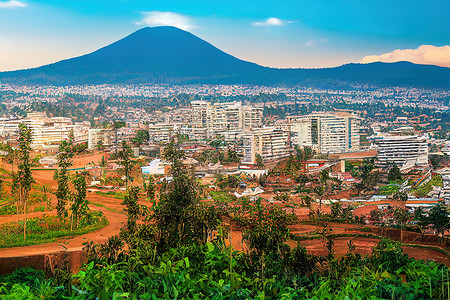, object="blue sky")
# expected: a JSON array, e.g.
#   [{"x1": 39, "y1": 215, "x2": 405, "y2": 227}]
[{"x1": 0, "y1": 0, "x2": 449, "y2": 71}]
